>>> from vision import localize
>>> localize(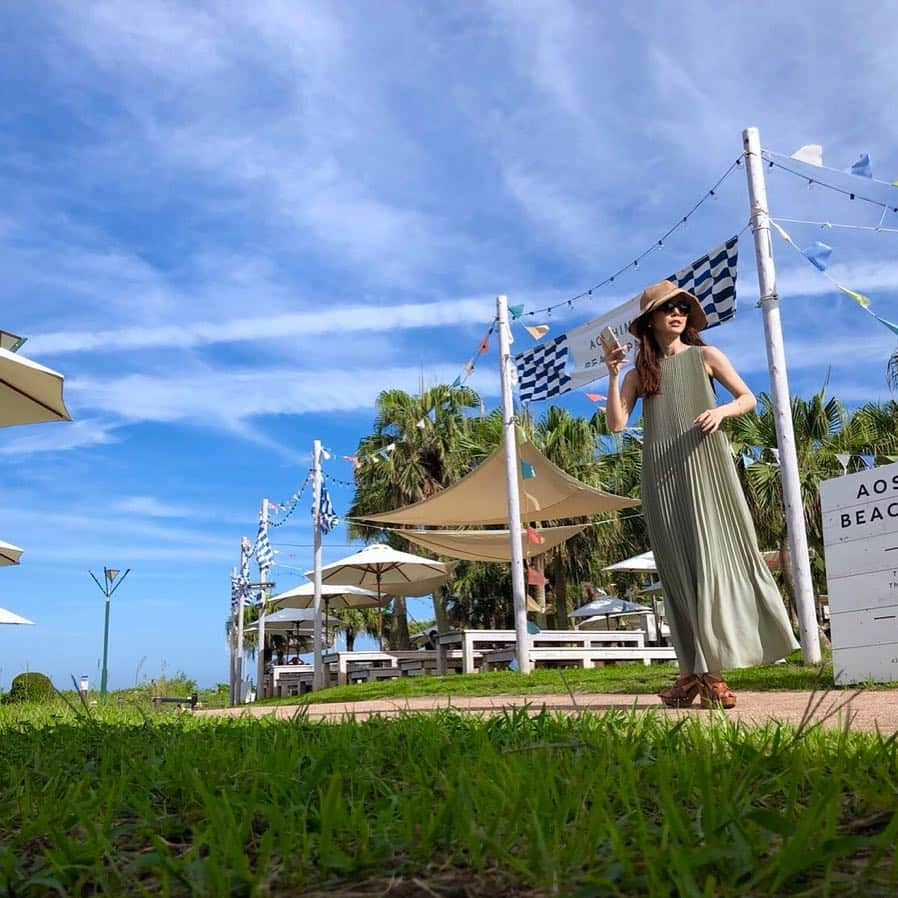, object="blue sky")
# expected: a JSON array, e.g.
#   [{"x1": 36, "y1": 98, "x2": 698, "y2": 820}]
[{"x1": 2, "y1": 1, "x2": 898, "y2": 690}]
